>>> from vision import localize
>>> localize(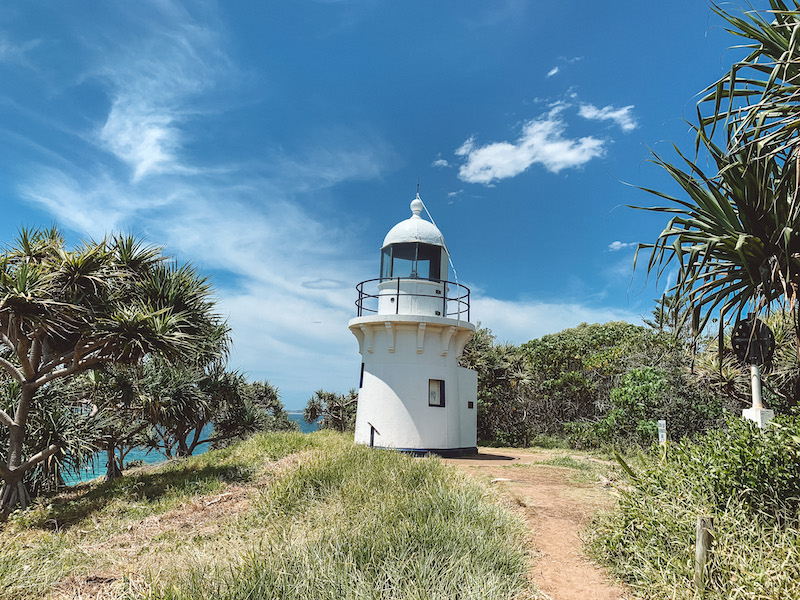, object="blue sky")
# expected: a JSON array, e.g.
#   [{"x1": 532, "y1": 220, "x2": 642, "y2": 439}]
[{"x1": 0, "y1": 1, "x2": 757, "y2": 408}]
